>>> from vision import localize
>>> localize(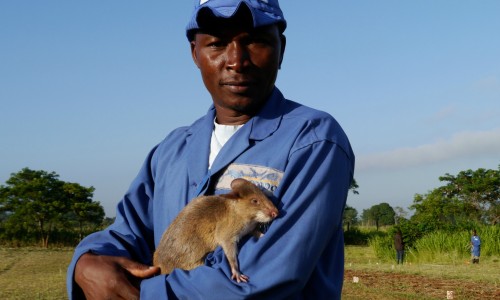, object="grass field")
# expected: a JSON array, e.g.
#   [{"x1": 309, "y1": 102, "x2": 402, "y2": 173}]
[
  {"x1": 0, "y1": 246, "x2": 498, "y2": 299},
  {"x1": 0, "y1": 247, "x2": 72, "y2": 300},
  {"x1": 343, "y1": 246, "x2": 500, "y2": 299}
]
